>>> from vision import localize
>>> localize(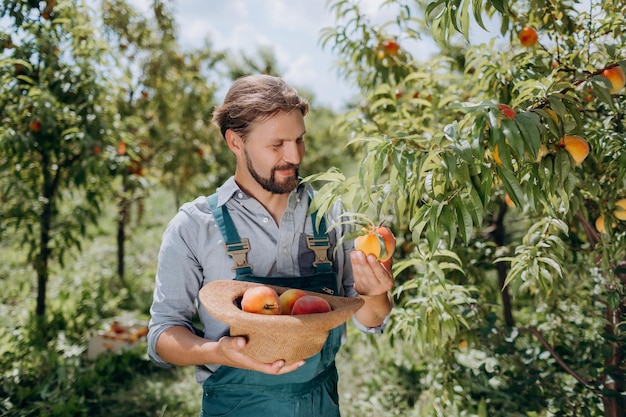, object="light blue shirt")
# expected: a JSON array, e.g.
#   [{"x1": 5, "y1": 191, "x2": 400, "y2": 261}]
[{"x1": 148, "y1": 177, "x2": 387, "y2": 384}]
